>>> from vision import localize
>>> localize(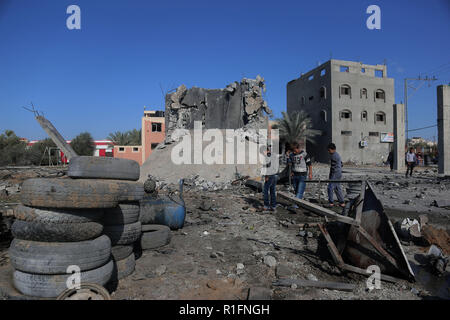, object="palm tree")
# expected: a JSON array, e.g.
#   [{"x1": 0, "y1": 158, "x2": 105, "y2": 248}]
[
  {"x1": 275, "y1": 111, "x2": 321, "y2": 149},
  {"x1": 107, "y1": 131, "x2": 131, "y2": 146},
  {"x1": 127, "y1": 129, "x2": 142, "y2": 145}
]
